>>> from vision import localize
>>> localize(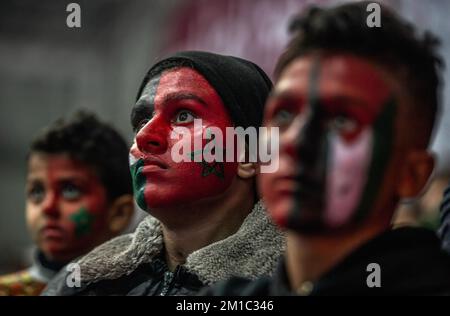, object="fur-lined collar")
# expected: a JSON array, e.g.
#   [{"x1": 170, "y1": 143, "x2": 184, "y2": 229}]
[{"x1": 75, "y1": 200, "x2": 284, "y2": 286}]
